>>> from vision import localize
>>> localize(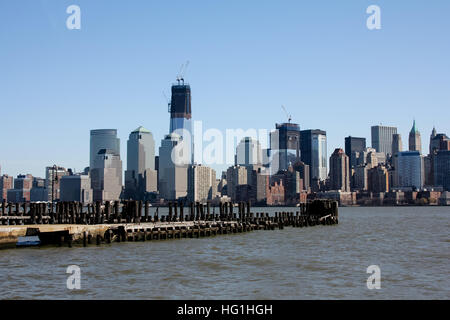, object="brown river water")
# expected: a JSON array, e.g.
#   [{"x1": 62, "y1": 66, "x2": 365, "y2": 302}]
[{"x1": 0, "y1": 206, "x2": 449, "y2": 300}]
